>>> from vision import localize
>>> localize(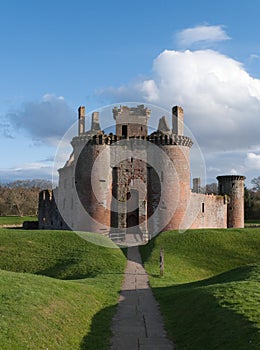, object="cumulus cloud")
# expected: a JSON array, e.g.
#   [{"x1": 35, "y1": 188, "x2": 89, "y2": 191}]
[
  {"x1": 246, "y1": 152, "x2": 260, "y2": 170},
  {"x1": 176, "y1": 25, "x2": 231, "y2": 48},
  {"x1": 100, "y1": 48, "x2": 260, "y2": 152},
  {"x1": 97, "y1": 27, "x2": 260, "y2": 183},
  {"x1": 140, "y1": 49, "x2": 260, "y2": 150},
  {"x1": 5, "y1": 94, "x2": 75, "y2": 145}
]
